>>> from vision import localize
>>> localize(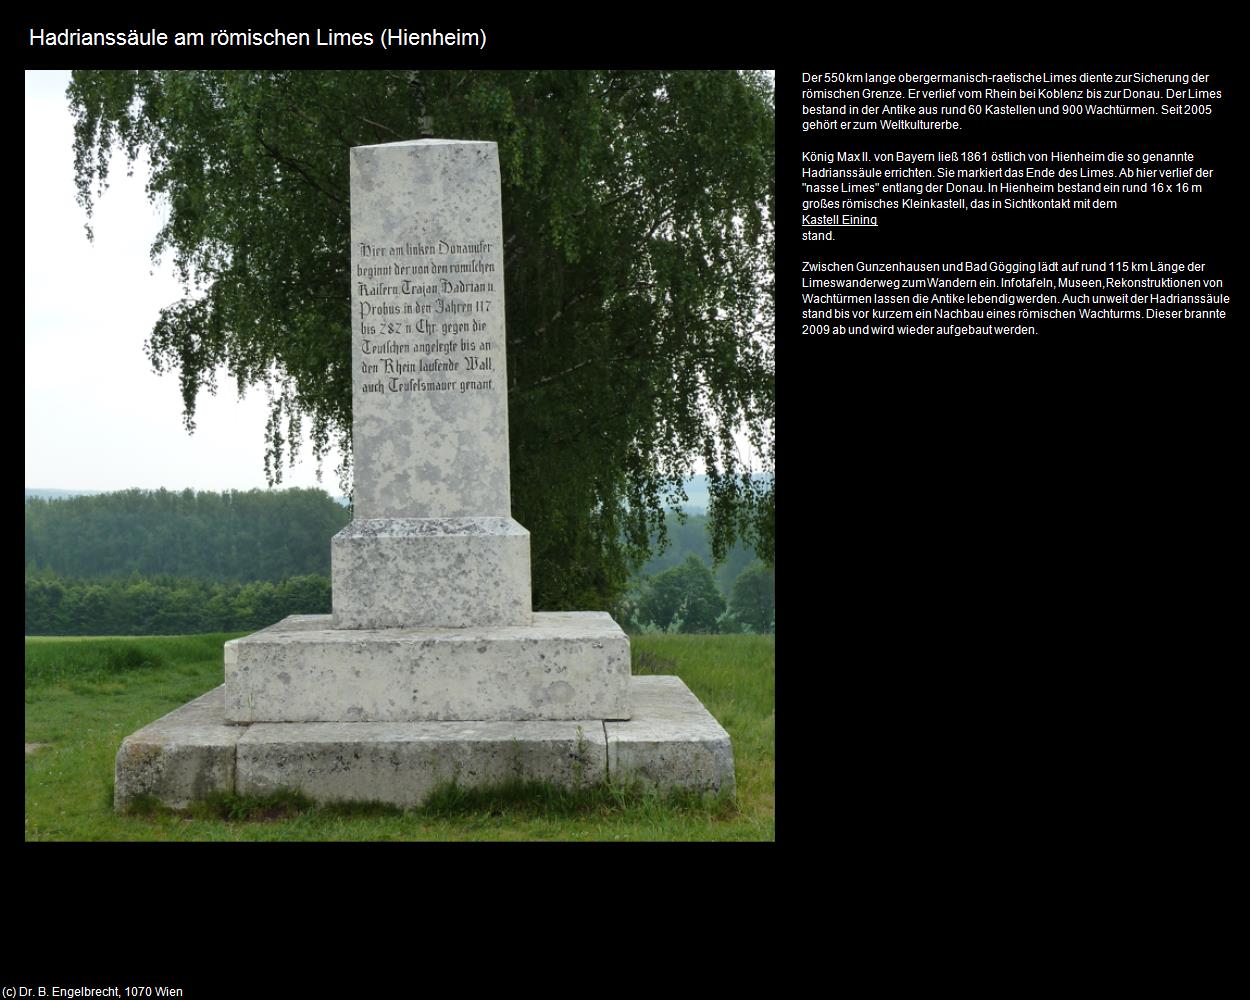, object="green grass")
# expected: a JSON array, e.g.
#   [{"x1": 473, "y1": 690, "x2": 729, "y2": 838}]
[
  {"x1": 25, "y1": 634, "x2": 206, "y2": 642},
  {"x1": 25, "y1": 632, "x2": 774, "y2": 841}
]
